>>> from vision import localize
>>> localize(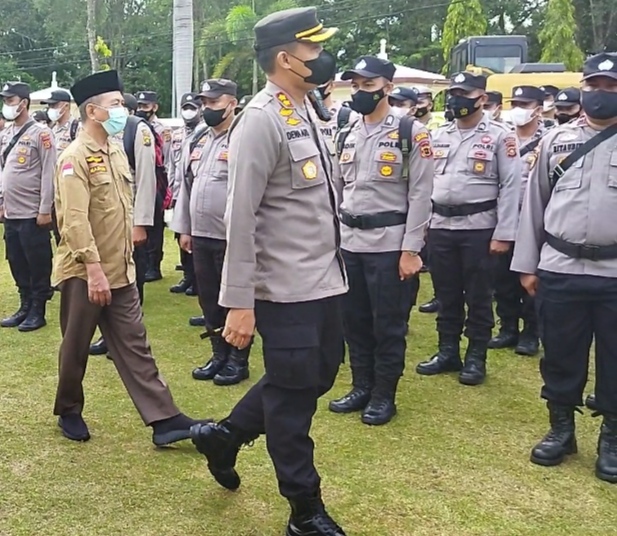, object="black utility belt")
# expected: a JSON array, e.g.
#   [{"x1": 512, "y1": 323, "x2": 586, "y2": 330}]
[
  {"x1": 545, "y1": 233, "x2": 617, "y2": 261},
  {"x1": 431, "y1": 199, "x2": 497, "y2": 218},
  {"x1": 340, "y1": 210, "x2": 406, "y2": 230}
]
